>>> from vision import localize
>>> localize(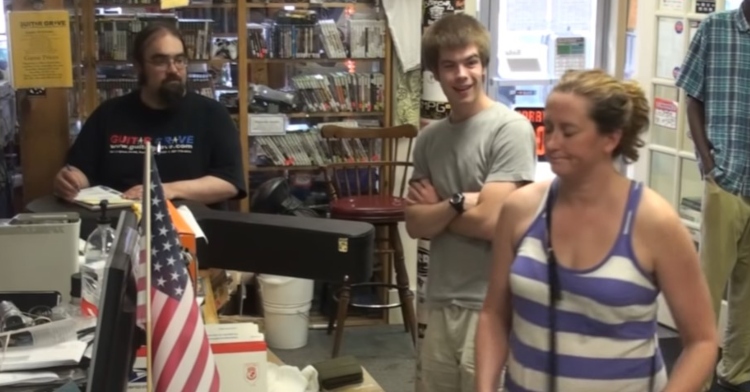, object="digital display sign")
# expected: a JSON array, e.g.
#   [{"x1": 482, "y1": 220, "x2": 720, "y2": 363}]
[{"x1": 515, "y1": 107, "x2": 546, "y2": 160}]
